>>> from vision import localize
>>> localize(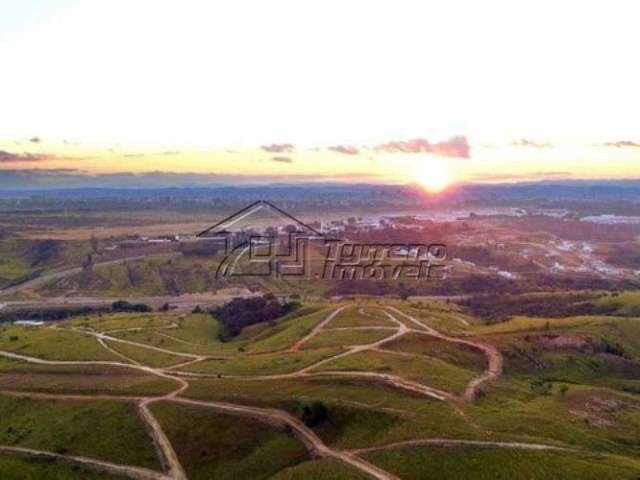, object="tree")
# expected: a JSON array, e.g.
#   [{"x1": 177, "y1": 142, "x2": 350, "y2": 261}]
[
  {"x1": 90, "y1": 235, "x2": 99, "y2": 254},
  {"x1": 82, "y1": 253, "x2": 94, "y2": 271},
  {"x1": 300, "y1": 401, "x2": 329, "y2": 427},
  {"x1": 111, "y1": 300, "x2": 152, "y2": 313},
  {"x1": 211, "y1": 295, "x2": 299, "y2": 341}
]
